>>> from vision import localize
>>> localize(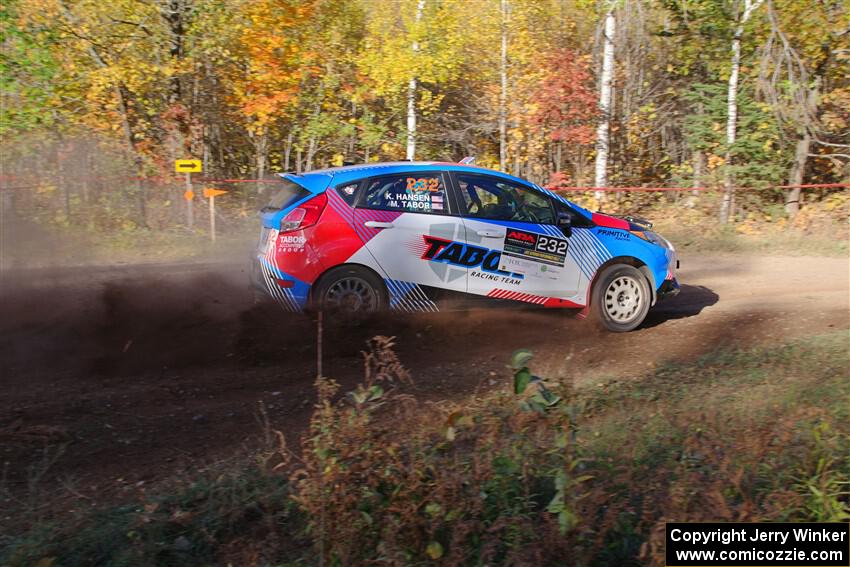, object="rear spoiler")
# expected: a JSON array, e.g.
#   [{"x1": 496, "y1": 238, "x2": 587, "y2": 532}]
[{"x1": 277, "y1": 171, "x2": 333, "y2": 194}]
